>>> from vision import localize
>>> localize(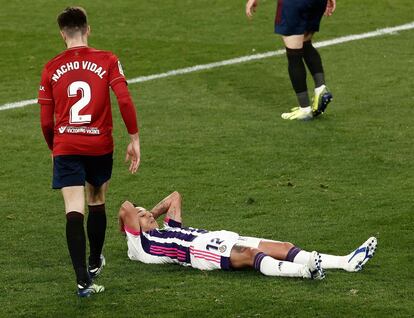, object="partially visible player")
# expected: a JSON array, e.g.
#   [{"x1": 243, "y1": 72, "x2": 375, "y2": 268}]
[
  {"x1": 119, "y1": 192, "x2": 377, "y2": 279},
  {"x1": 38, "y1": 7, "x2": 140, "y2": 297},
  {"x1": 246, "y1": 0, "x2": 336, "y2": 120}
]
